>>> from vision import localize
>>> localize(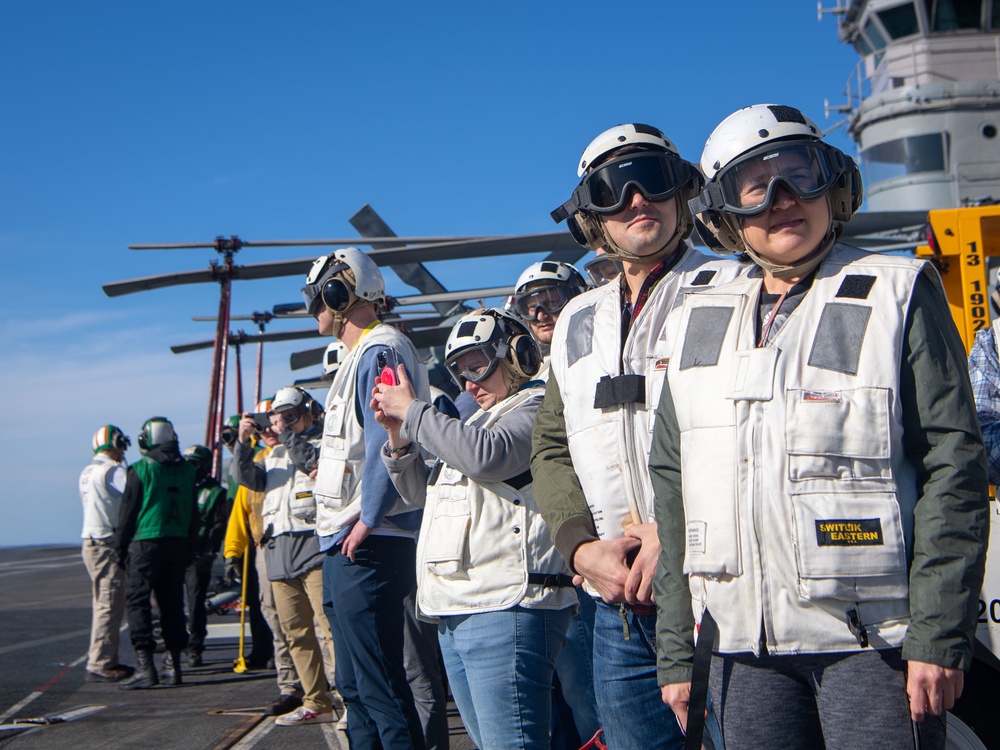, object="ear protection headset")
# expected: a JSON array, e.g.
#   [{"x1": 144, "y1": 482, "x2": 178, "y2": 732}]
[
  {"x1": 503, "y1": 325, "x2": 541, "y2": 380},
  {"x1": 138, "y1": 417, "x2": 176, "y2": 453}
]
